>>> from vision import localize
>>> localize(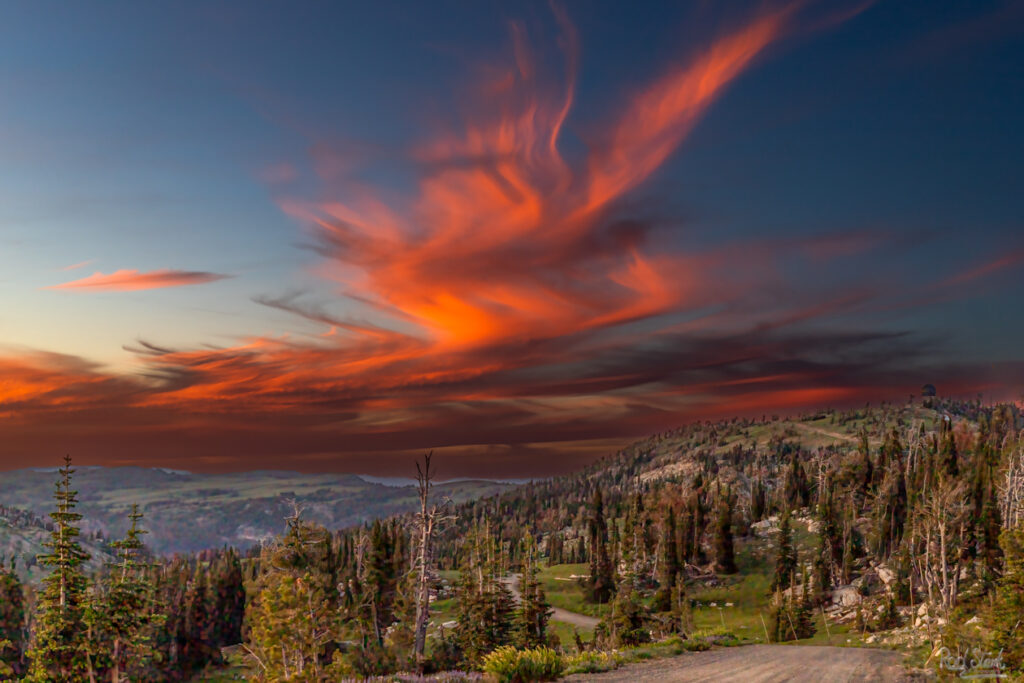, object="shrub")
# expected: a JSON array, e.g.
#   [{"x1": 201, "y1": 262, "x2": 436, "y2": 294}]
[
  {"x1": 482, "y1": 646, "x2": 565, "y2": 682},
  {"x1": 562, "y1": 650, "x2": 622, "y2": 675}
]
